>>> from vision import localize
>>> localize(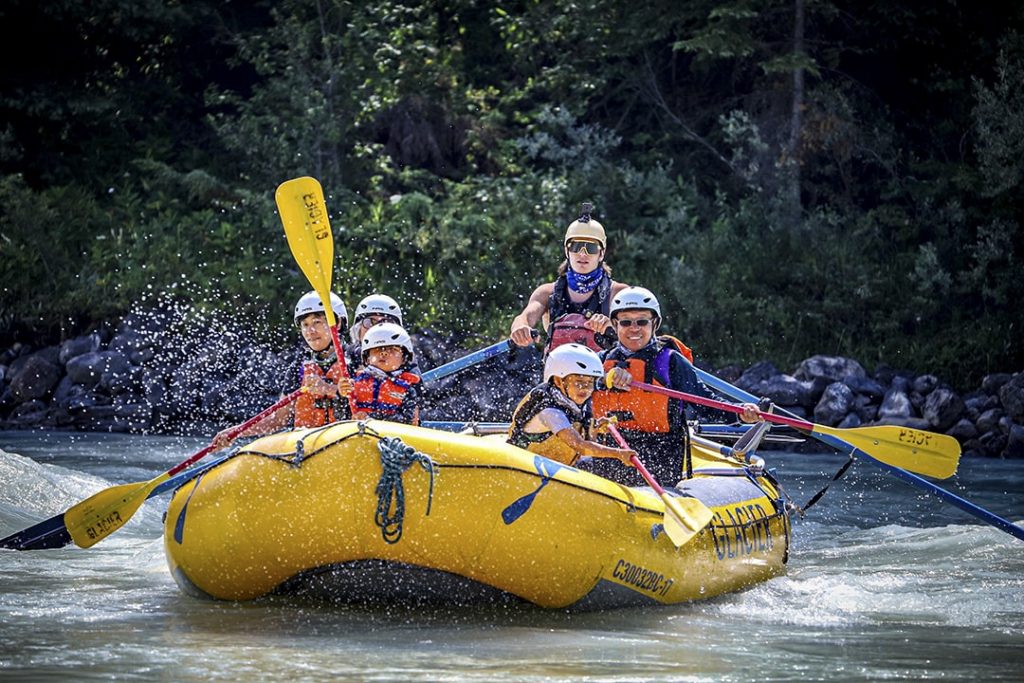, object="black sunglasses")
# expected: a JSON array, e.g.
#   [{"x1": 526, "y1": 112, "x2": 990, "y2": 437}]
[
  {"x1": 614, "y1": 318, "x2": 653, "y2": 328},
  {"x1": 567, "y1": 240, "x2": 602, "y2": 255}
]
